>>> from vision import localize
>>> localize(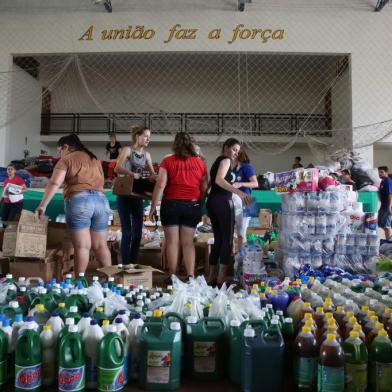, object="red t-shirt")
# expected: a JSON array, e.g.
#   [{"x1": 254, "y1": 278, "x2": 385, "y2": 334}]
[
  {"x1": 160, "y1": 155, "x2": 207, "y2": 200},
  {"x1": 2, "y1": 176, "x2": 25, "y2": 203}
]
